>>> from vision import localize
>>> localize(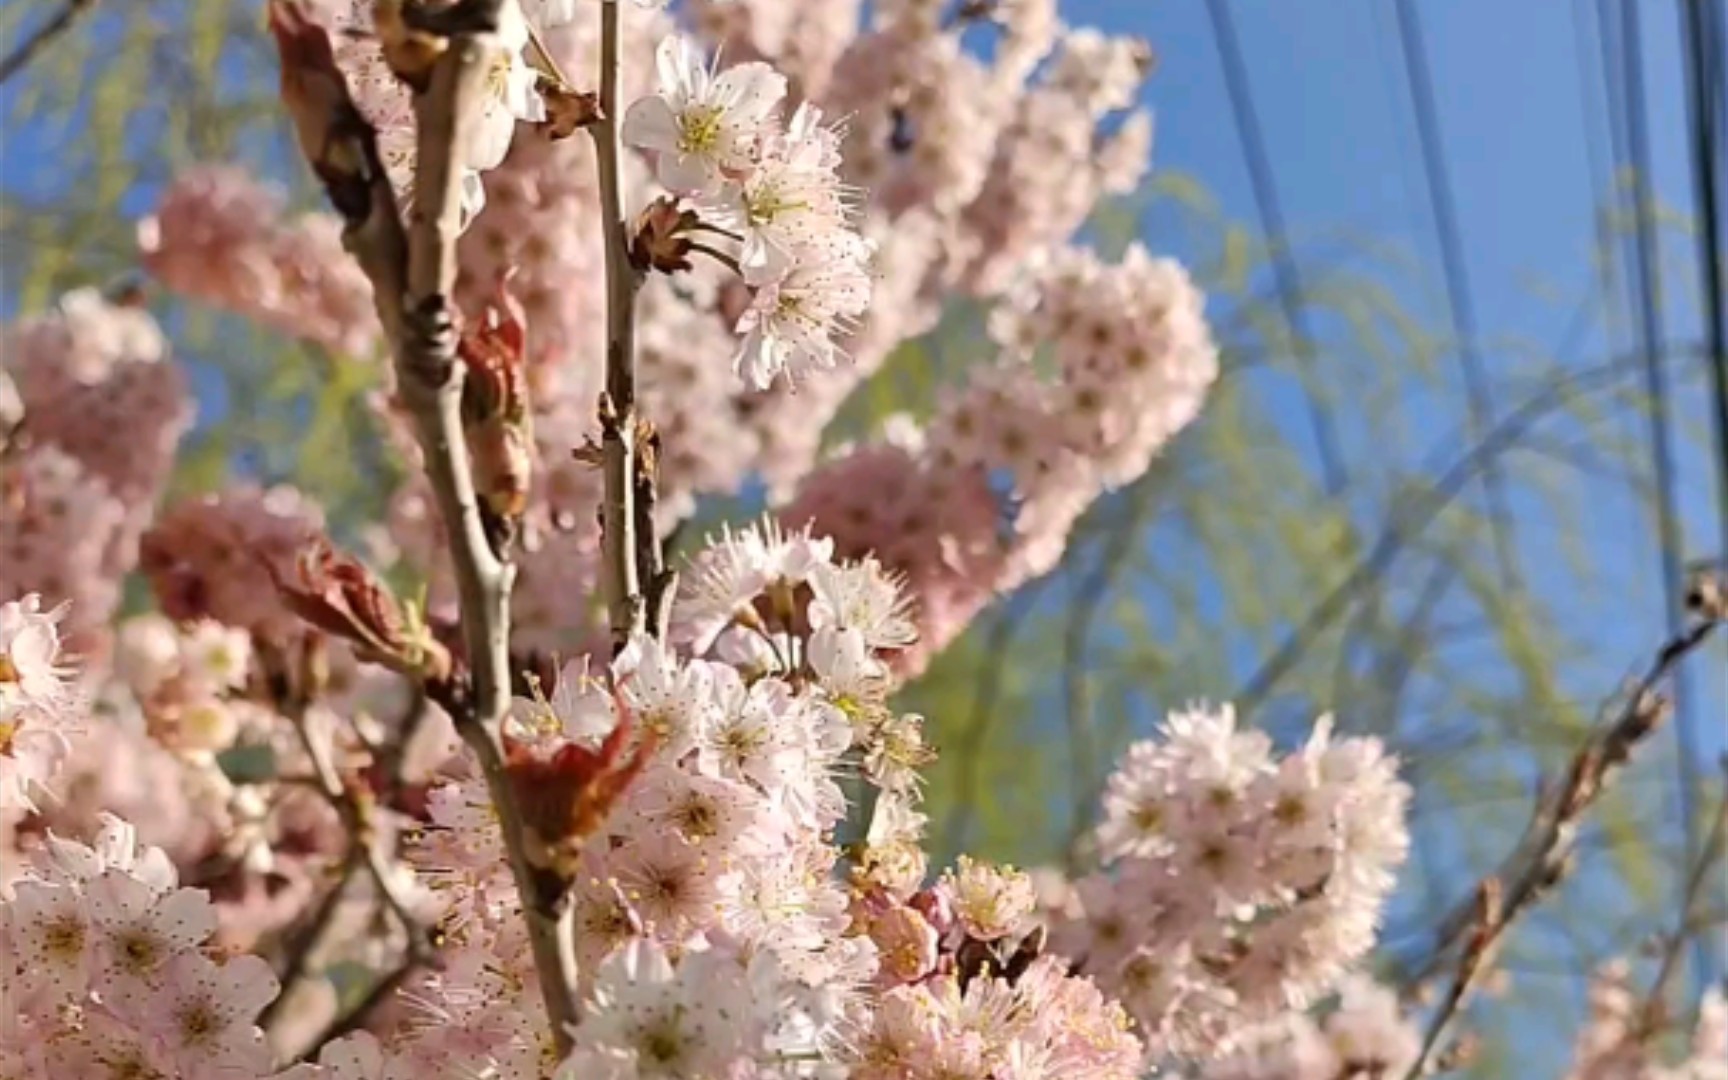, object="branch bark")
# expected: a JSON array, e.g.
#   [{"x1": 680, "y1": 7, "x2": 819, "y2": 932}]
[
  {"x1": 590, "y1": 0, "x2": 653, "y2": 652},
  {"x1": 1400, "y1": 612, "x2": 1723, "y2": 1078},
  {"x1": 269, "y1": 0, "x2": 583, "y2": 1051}
]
